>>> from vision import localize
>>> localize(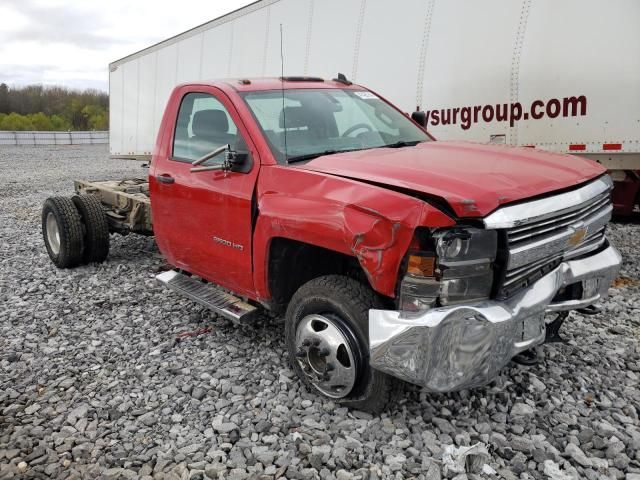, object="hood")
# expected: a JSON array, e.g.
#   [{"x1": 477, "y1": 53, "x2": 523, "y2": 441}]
[{"x1": 296, "y1": 141, "x2": 606, "y2": 217}]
